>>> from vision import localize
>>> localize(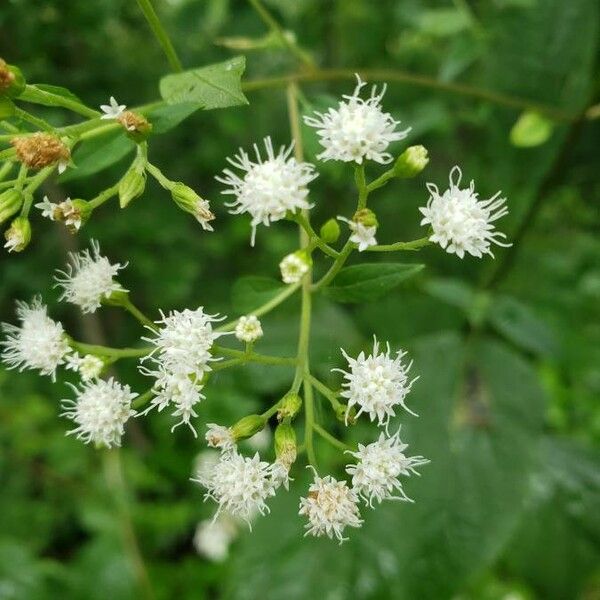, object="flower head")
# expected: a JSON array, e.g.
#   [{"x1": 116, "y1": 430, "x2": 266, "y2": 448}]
[
  {"x1": 334, "y1": 337, "x2": 418, "y2": 427},
  {"x1": 279, "y1": 252, "x2": 309, "y2": 284},
  {"x1": 337, "y1": 216, "x2": 377, "y2": 252},
  {"x1": 234, "y1": 315, "x2": 263, "y2": 343},
  {"x1": 4, "y1": 216, "x2": 31, "y2": 253},
  {"x1": 304, "y1": 74, "x2": 410, "y2": 164},
  {"x1": 216, "y1": 136, "x2": 317, "y2": 245},
  {"x1": 1, "y1": 297, "x2": 71, "y2": 380},
  {"x1": 298, "y1": 470, "x2": 363, "y2": 544},
  {"x1": 193, "y1": 450, "x2": 277, "y2": 526},
  {"x1": 61, "y1": 377, "x2": 137, "y2": 448},
  {"x1": 54, "y1": 240, "x2": 127, "y2": 313},
  {"x1": 11, "y1": 133, "x2": 70, "y2": 173},
  {"x1": 206, "y1": 423, "x2": 236, "y2": 453},
  {"x1": 420, "y1": 166, "x2": 511, "y2": 259},
  {"x1": 100, "y1": 96, "x2": 126, "y2": 120},
  {"x1": 193, "y1": 516, "x2": 238, "y2": 562},
  {"x1": 65, "y1": 353, "x2": 104, "y2": 381},
  {"x1": 346, "y1": 430, "x2": 429, "y2": 507}
]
